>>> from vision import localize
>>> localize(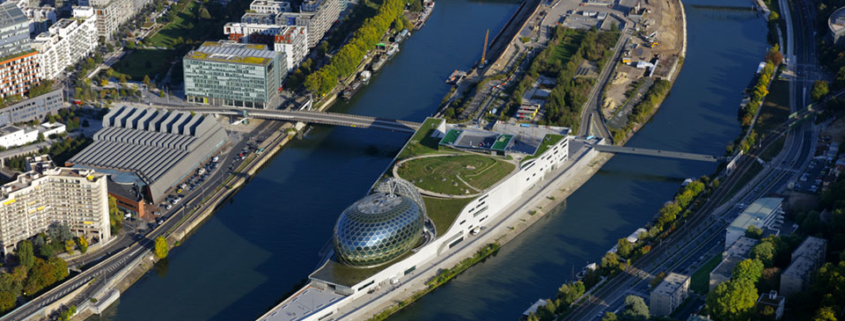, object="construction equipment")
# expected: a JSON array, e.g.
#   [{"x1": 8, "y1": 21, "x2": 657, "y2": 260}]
[
  {"x1": 649, "y1": 41, "x2": 659, "y2": 48},
  {"x1": 480, "y1": 29, "x2": 489, "y2": 68}
]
